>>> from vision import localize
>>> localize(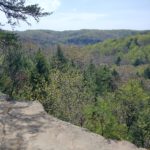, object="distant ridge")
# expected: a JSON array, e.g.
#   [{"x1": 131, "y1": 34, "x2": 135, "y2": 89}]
[{"x1": 16, "y1": 29, "x2": 150, "y2": 47}]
